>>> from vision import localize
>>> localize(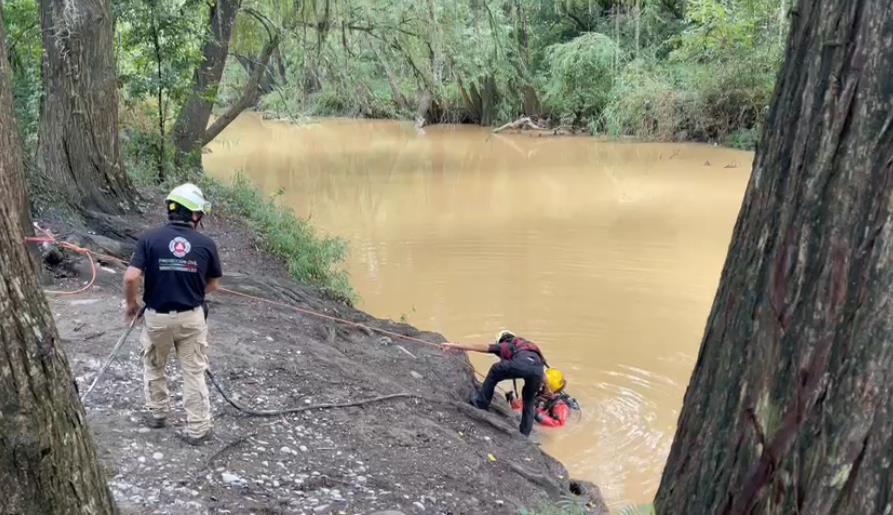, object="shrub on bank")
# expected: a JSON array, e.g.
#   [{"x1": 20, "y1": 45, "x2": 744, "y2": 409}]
[
  {"x1": 600, "y1": 58, "x2": 773, "y2": 146},
  {"x1": 541, "y1": 33, "x2": 620, "y2": 126}
]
